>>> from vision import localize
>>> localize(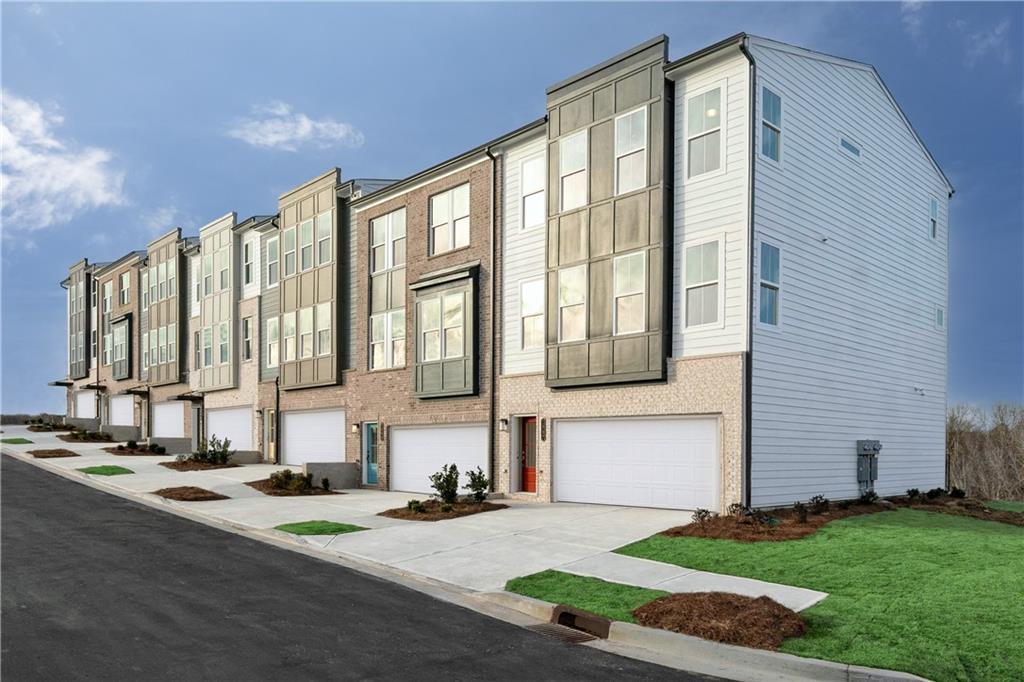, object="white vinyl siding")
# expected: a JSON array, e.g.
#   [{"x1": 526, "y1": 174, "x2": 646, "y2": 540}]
[
  {"x1": 748, "y1": 38, "x2": 949, "y2": 506},
  {"x1": 501, "y1": 133, "x2": 547, "y2": 375}
]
